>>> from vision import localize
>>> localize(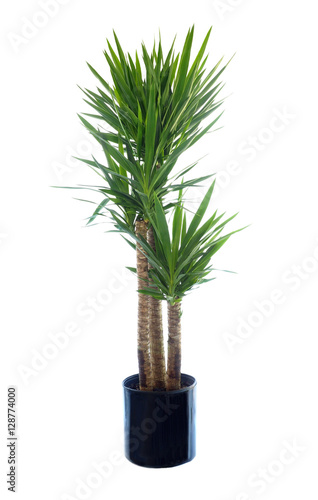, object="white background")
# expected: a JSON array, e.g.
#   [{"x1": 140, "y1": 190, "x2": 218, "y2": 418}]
[{"x1": 1, "y1": 1, "x2": 318, "y2": 499}]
